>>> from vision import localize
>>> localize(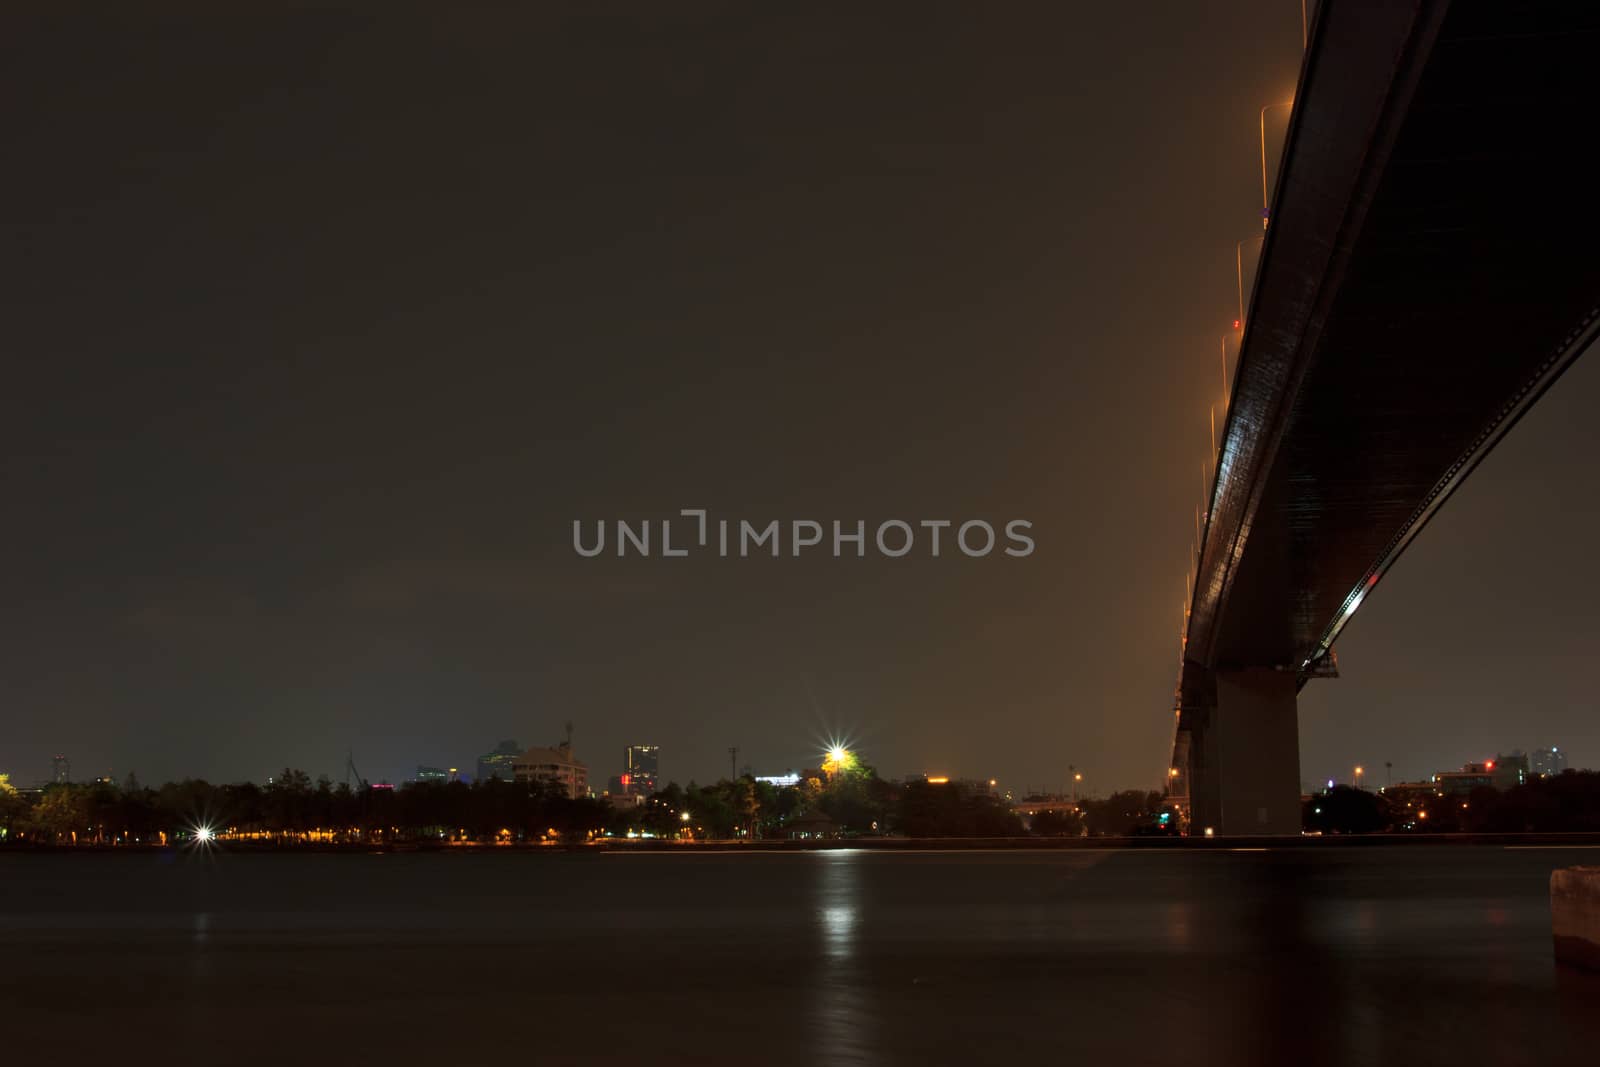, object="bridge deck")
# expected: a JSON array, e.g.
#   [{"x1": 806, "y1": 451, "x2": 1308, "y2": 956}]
[{"x1": 1187, "y1": 0, "x2": 1600, "y2": 686}]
